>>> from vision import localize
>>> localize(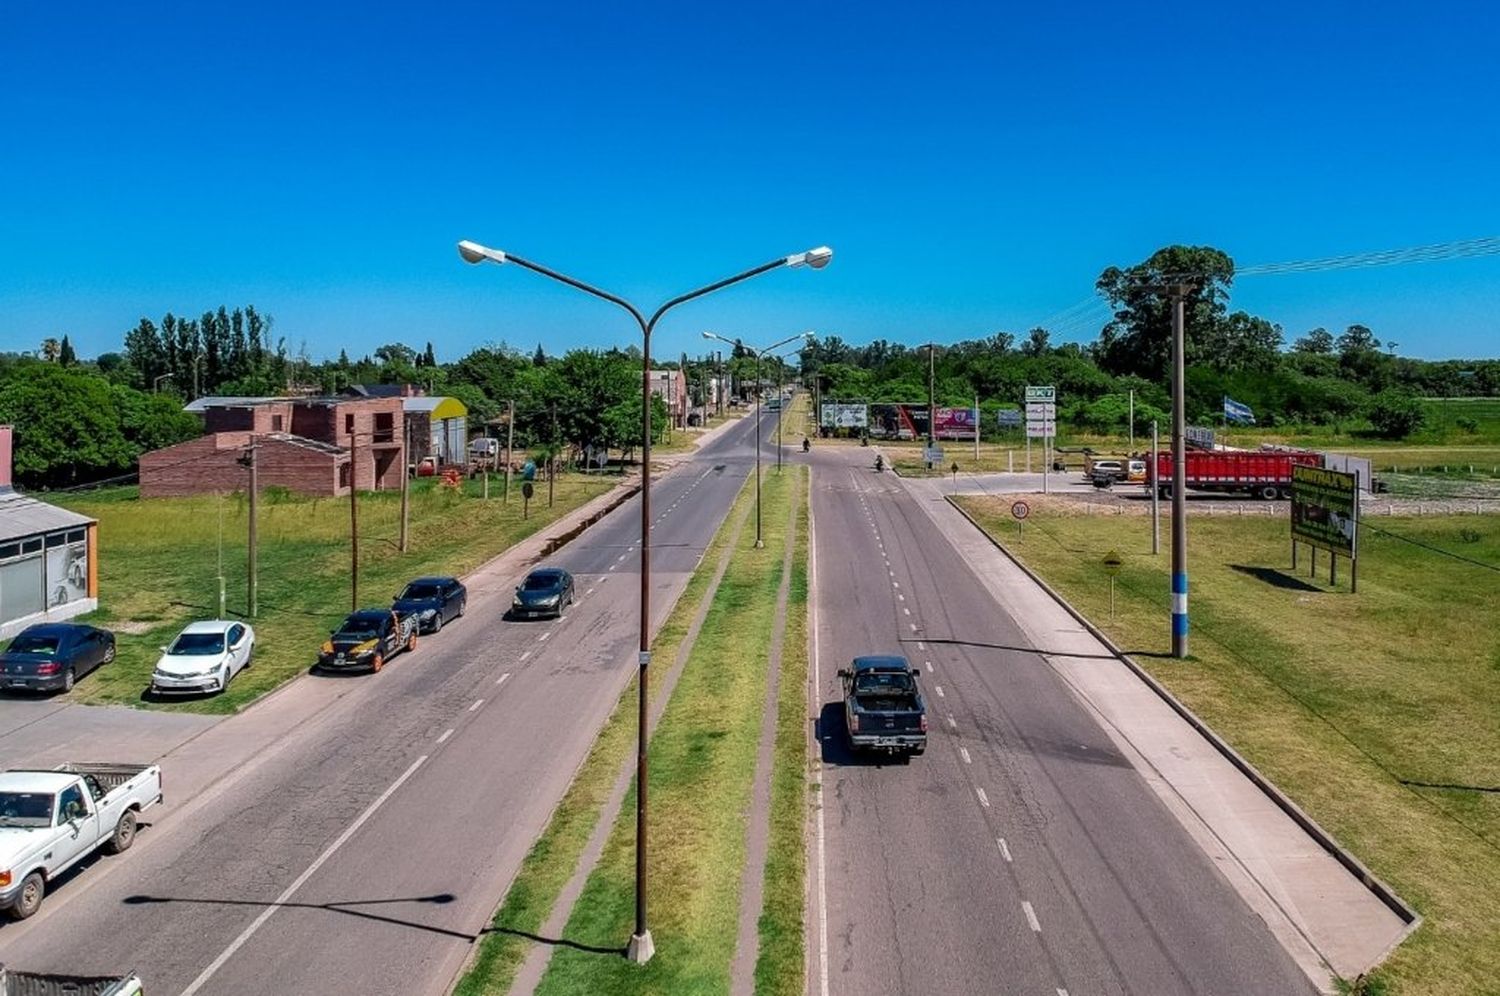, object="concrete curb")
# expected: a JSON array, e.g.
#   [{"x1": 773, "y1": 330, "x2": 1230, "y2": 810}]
[
  {"x1": 944, "y1": 493, "x2": 1421, "y2": 934},
  {"x1": 534, "y1": 482, "x2": 642, "y2": 559}
]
